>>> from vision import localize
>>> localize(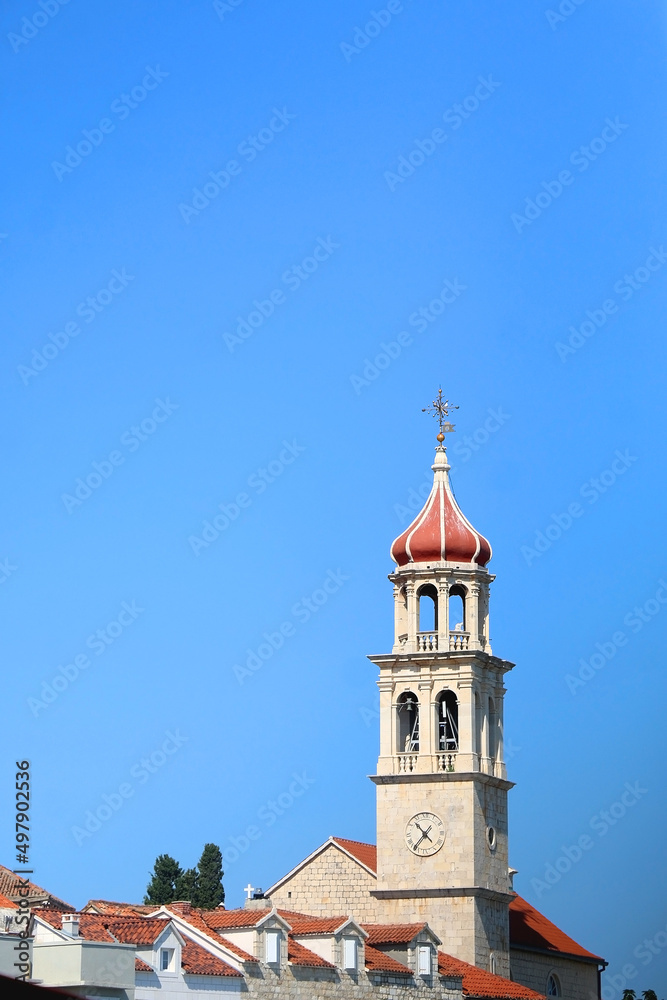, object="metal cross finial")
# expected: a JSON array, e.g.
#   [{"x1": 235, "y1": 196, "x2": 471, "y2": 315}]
[{"x1": 422, "y1": 388, "x2": 458, "y2": 441}]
